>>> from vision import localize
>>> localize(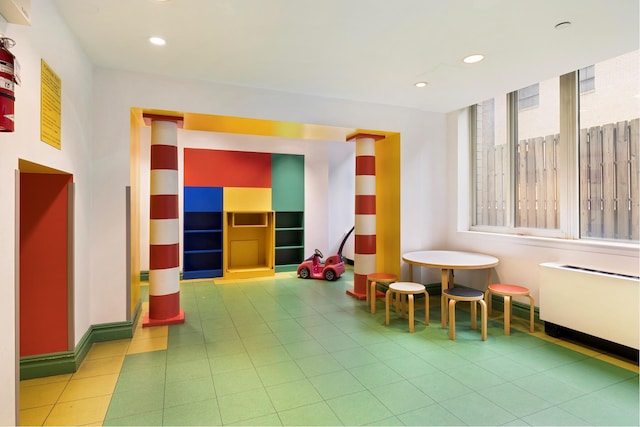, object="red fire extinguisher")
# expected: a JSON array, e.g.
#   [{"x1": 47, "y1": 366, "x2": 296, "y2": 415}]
[{"x1": 0, "y1": 37, "x2": 18, "y2": 132}]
